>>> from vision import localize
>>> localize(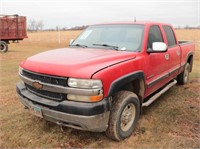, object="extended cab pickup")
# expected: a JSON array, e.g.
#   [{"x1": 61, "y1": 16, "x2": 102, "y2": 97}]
[{"x1": 16, "y1": 22, "x2": 195, "y2": 141}]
